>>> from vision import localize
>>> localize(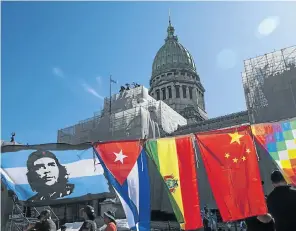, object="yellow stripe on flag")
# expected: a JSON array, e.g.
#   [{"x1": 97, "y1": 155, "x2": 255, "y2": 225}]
[{"x1": 157, "y1": 138, "x2": 184, "y2": 217}]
